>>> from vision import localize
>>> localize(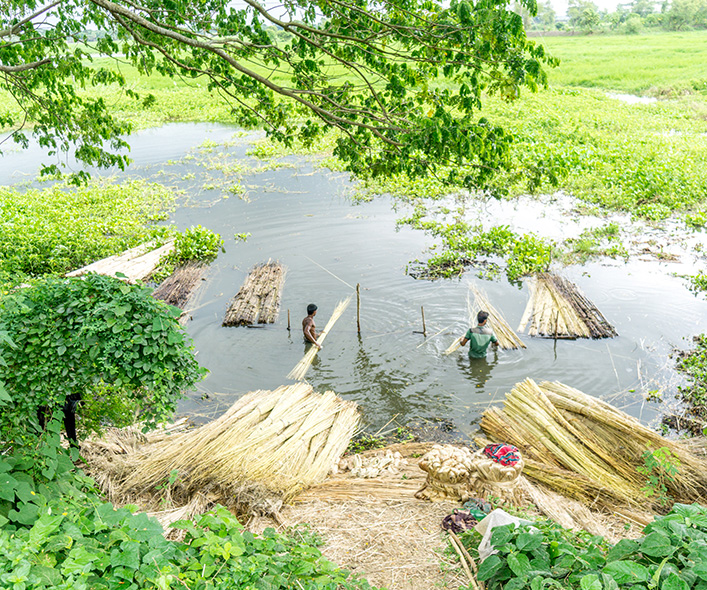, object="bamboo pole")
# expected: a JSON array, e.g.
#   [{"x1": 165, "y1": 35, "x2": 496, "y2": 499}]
[
  {"x1": 356, "y1": 283, "x2": 361, "y2": 334},
  {"x1": 287, "y1": 309, "x2": 291, "y2": 331},
  {"x1": 421, "y1": 306, "x2": 427, "y2": 336}
]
